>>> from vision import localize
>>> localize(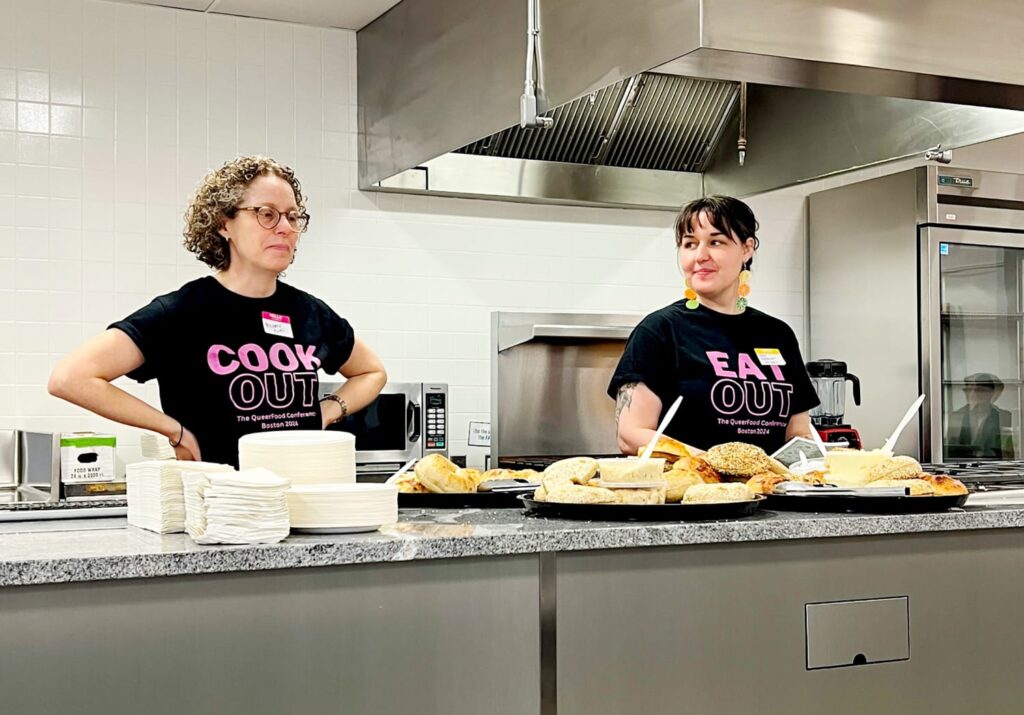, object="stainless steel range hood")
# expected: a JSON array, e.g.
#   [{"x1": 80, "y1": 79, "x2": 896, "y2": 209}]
[{"x1": 358, "y1": 0, "x2": 1024, "y2": 208}]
